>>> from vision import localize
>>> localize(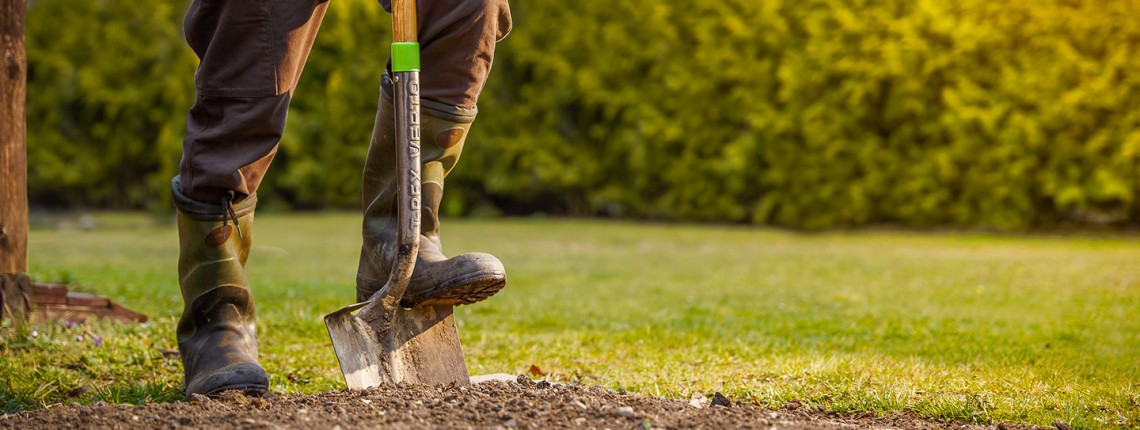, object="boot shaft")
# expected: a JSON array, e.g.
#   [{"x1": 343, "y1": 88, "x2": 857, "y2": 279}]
[
  {"x1": 172, "y1": 176, "x2": 258, "y2": 343},
  {"x1": 360, "y1": 83, "x2": 475, "y2": 267},
  {"x1": 361, "y1": 79, "x2": 475, "y2": 237},
  {"x1": 356, "y1": 83, "x2": 506, "y2": 307}
]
